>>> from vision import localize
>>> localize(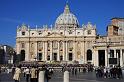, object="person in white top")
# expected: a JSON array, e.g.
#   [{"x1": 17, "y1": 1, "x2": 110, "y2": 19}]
[{"x1": 25, "y1": 67, "x2": 30, "y2": 82}]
